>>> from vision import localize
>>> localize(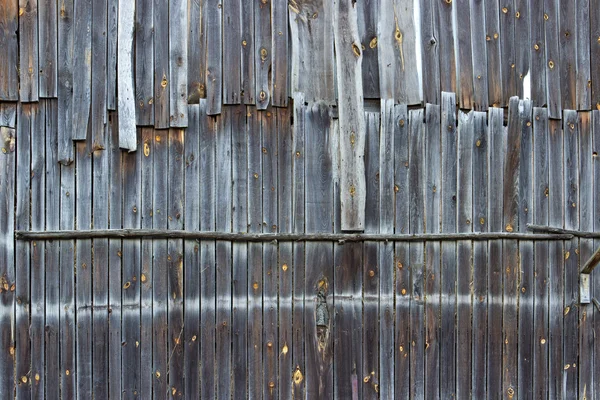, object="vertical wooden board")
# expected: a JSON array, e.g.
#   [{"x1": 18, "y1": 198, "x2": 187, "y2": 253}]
[
  {"x1": 43, "y1": 101, "x2": 60, "y2": 400},
  {"x1": 335, "y1": 0, "x2": 365, "y2": 231},
  {"x1": 393, "y1": 104, "x2": 409, "y2": 400},
  {"x1": 277, "y1": 106, "x2": 293, "y2": 400},
  {"x1": 169, "y1": 0, "x2": 188, "y2": 127},
  {"x1": 71, "y1": 0, "x2": 91, "y2": 139},
  {"x1": 223, "y1": 0, "x2": 242, "y2": 104},
  {"x1": 121, "y1": 134, "x2": 142, "y2": 398},
  {"x1": 517, "y1": 99, "x2": 534, "y2": 400},
  {"x1": 18, "y1": 0, "x2": 39, "y2": 101},
  {"x1": 419, "y1": 0, "x2": 440, "y2": 105},
  {"x1": 0, "y1": 103, "x2": 17, "y2": 128},
  {"x1": 154, "y1": 0, "x2": 170, "y2": 128},
  {"x1": 152, "y1": 128, "x2": 168, "y2": 400},
  {"x1": 514, "y1": 0, "x2": 530, "y2": 99},
  {"x1": 529, "y1": 0, "x2": 546, "y2": 106},
  {"x1": 57, "y1": 0, "x2": 74, "y2": 163},
  {"x1": 424, "y1": 104, "x2": 441, "y2": 400},
  {"x1": 304, "y1": 102, "x2": 333, "y2": 398},
  {"x1": 30, "y1": 104, "x2": 45, "y2": 400},
  {"x1": 543, "y1": 0, "x2": 561, "y2": 118},
  {"x1": 392, "y1": 0, "x2": 420, "y2": 104},
  {"x1": 576, "y1": 0, "x2": 591, "y2": 110},
  {"x1": 485, "y1": 0, "x2": 502, "y2": 106},
  {"x1": 362, "y1": 112, "x2": 380, "y2": 400},
  {"x1": 593, "y1": 111, "x2": 600, "y2": 398},
  {"x1": 216, "y1": 112, "x2": 233, "y2": 400},
  {"x1": 592, "y1": 4, "x2": 600, "y2": 110},
  {"x1": 135, "y1": 0, "x2": 154, "y2": 125},
  {"x1": 38, "y1": 0, "x2": 58, "y2": 97},
  {"x1": 107, "y1": 0, "x2": 118, "y2": 109},
  {"x1": 289, "y1": 0, "x2": 335, "y2": 103},
  {"x1": 499, "y1": 0, "x2": 515, "y2": 105},
  {"x1": 15, "y1": 105, "x2": 31, "y2": 400},
  {"x1": 487, "y1": 106, "x2": 504, "y2": 399},
  {"x1": 547, "y1": 117, "x2": 563, "y2": 399},
  {"x1": 291, "y1": 95, "x2": 306, "y2": 400},
  {"x1": 532, "y1": 107, "x2": 549, "y2": 400},
  {"x1": 456, "y1": 110, "x2": 473, "y2": 400},
  {"x1": 168, "y1": 128, "x2": 185, "y2": 397},
  {"x1": 254, "y1": 0, "x2": 271, "y2": 109},
  {"x1": 246, "y1": 107, "x2": 262, "y2": 400},
  {"x1": 408, "y1": 109, "x2": 425, "y2": 400},
  {"x1": 440, "y1": 92, "x2": 457, "y2": 399},
  {"x1": 188, "y1": 0, "x2": 206, "y2": 103},
  {"x1": 118, "y1": 0, "x2": 137, "y2": 151},
  {"x1": 0, "y1": 0, "x2": 18, "y2": 100},
  {"x1": 242, "y1": 0, "x2": 255, "y2": 104},
  {"x1": 206, "y1": 0, "x2": 223, "y2": 115},
  {"x1": 377, "y1": 0, "x2": 395, "y2": 99},
  {"x1": 471, "y1": 111, "x2": 488, "y2": 399},
  {"x1": 470, "y1": 0, "x2": 489, "y2": 110},
  {"x1": 107, "y1": 112, "x2": 123, "y2": 400},
  {"x1": 578, "y1": 111, "x2": 593, "y2": 399},
  {"x1": 200, "y1": 110, "x2": 216, "y2": 400},
  {"x1": 456, "y1": 0, "x2": 474, "y2": 109},
  {"x1": 502, "y1": 97, "x2": 521, "y2": 399},
  {"x1": 139, "y1": 128, "x2": 154, "y2": 400},
  {"x1": 438, "y1": 0, "x2": 457, "y2": 94},
  {"x1": 378, "y1": 100, "x2": 395, "y2": 399},
  {"x1": 271, "y1": 0, "x2": 288, "y2": 106},
  {"x1": 91, "y1": 0, "x2": 107, "y2": 150},
  {"x1": 563, "y1": 110, "x2": 579, "y2": 399},
  {"x1": 357, "y1": 0, "x2": 380, "y2": 98},
  {"x1": 559, "y1": 0, "x2": 576, "y2": 109}
]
